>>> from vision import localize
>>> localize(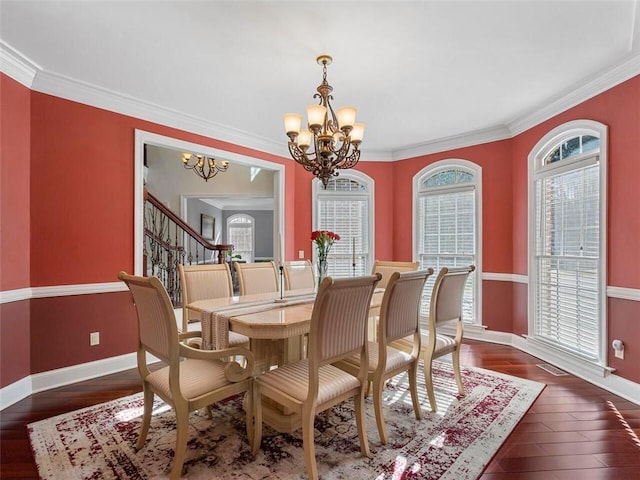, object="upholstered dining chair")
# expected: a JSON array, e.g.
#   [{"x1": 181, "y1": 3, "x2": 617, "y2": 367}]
[
  {"x1": 117, "y1": 271, "x2": 254, "y2": 480},
  {"x1": 234, "y1": 261, "x2": 279, "y2": 296},
  {"x1": 178, "y1": 263, "x2": 250, "y2": 349},
  {"x1": 251, "y1": 274, "x2": 382, "y2": 480},
  {"x1": 282, "y1": 259, "x2": 315, "y2": 290},
  {"x1": 393, "y1": 265, "x2": 475, "y2": 412},
  {"x1": 336, "y1": 268, "x2": 433, "y2": 444},
  {"x1": 371, "y1": 259, "x2": 420, "y2": 289}
]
